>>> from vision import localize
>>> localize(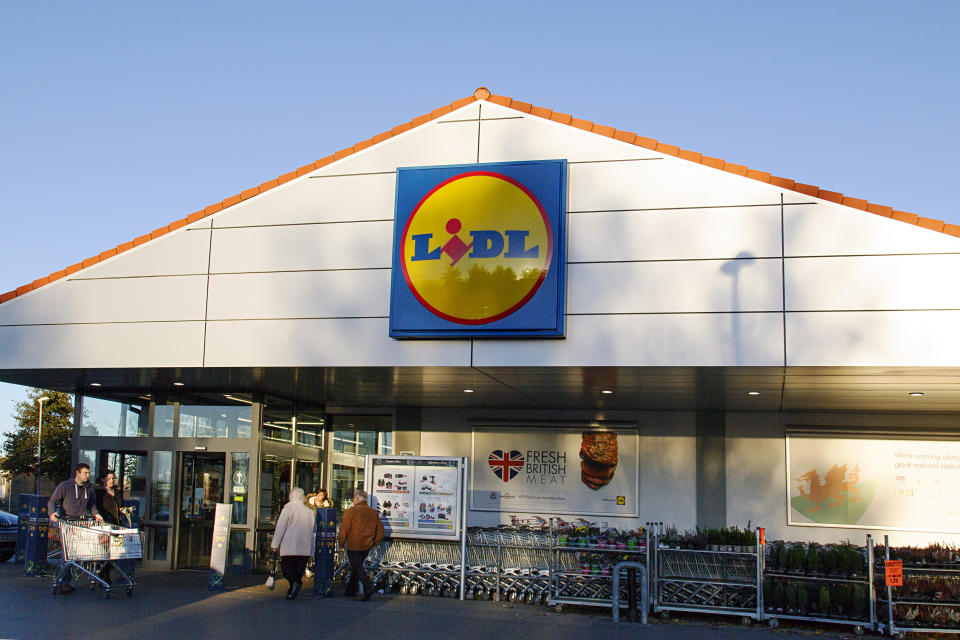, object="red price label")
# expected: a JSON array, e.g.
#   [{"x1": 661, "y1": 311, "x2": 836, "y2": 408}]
[{"x1": 885, "y1": 560, "x2": 903, "y2": 587}]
